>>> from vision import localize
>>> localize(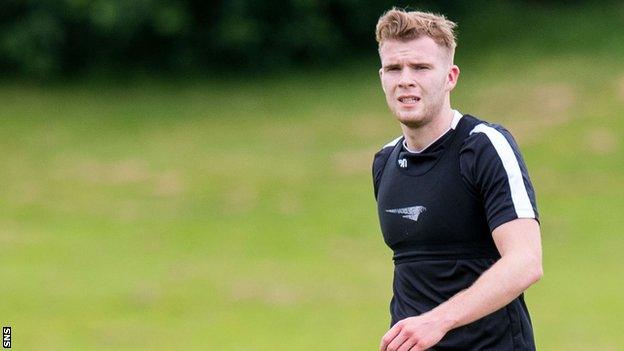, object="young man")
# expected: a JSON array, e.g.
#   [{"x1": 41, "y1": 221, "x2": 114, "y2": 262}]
[{"x1": 372, "y1": 9, "x2": 542, "y2": 351}]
